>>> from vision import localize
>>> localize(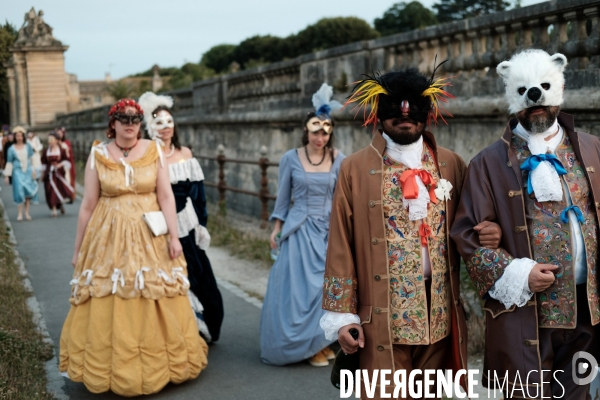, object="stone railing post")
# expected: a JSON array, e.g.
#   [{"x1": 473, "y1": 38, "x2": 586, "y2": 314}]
[
  {"x1": 216, "y1": 144, "x2": 226, "y2": 216},
  {"x1": 258, "y1": 145, "x2": 270, "y2": 229}
]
